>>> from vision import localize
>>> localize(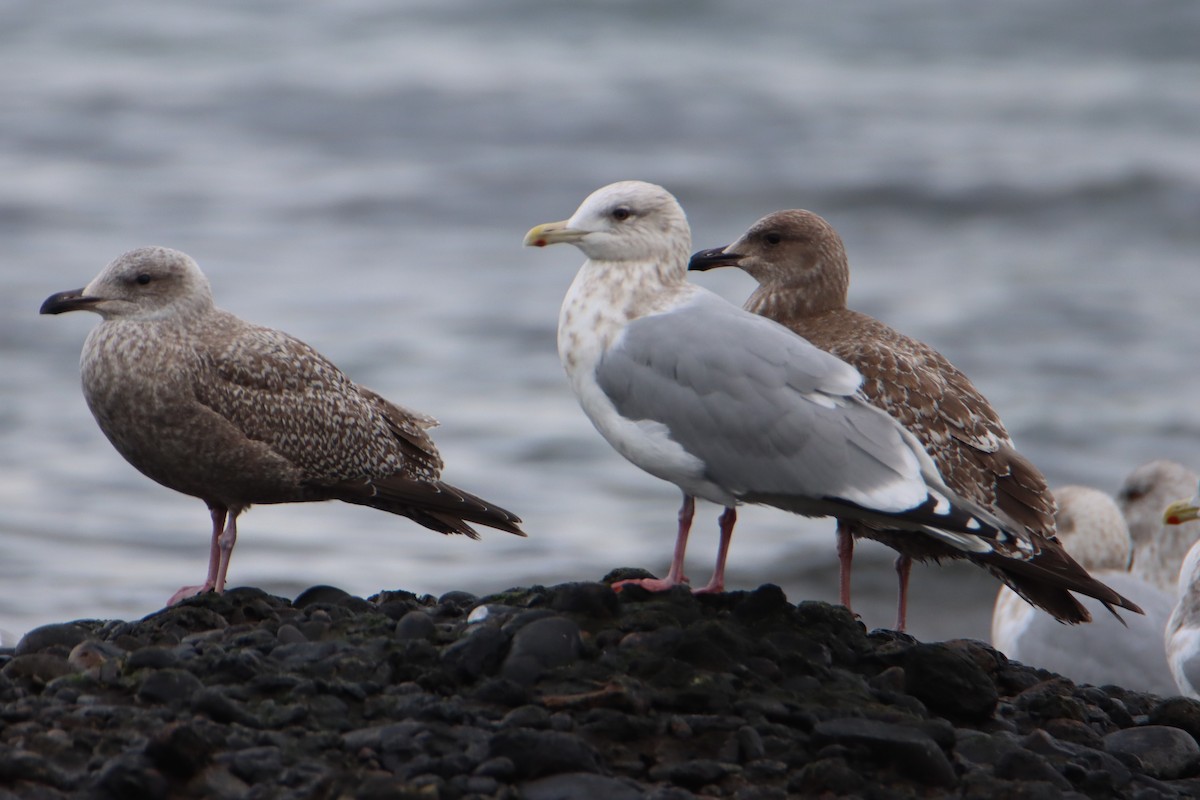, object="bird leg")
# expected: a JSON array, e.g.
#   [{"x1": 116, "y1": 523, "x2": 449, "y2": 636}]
[
  {"x1": 694, "y1": 506, "x2": 737, "y2": 594},
  {"x1": 895, "y1": 554, "x2": 912, "y2": 632},
  {"x1": 836, "y1": 521, "x2": 854, "y2": 611},
  {"x1": 213, "y1": 511, "x2": 240, "y2": 594},
  {"x1": 167, "y1": 505, "x2": 227, "y2": 605},
  {"x1": 613, "y1": 494, "x2": 695, "y2": 592}
]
